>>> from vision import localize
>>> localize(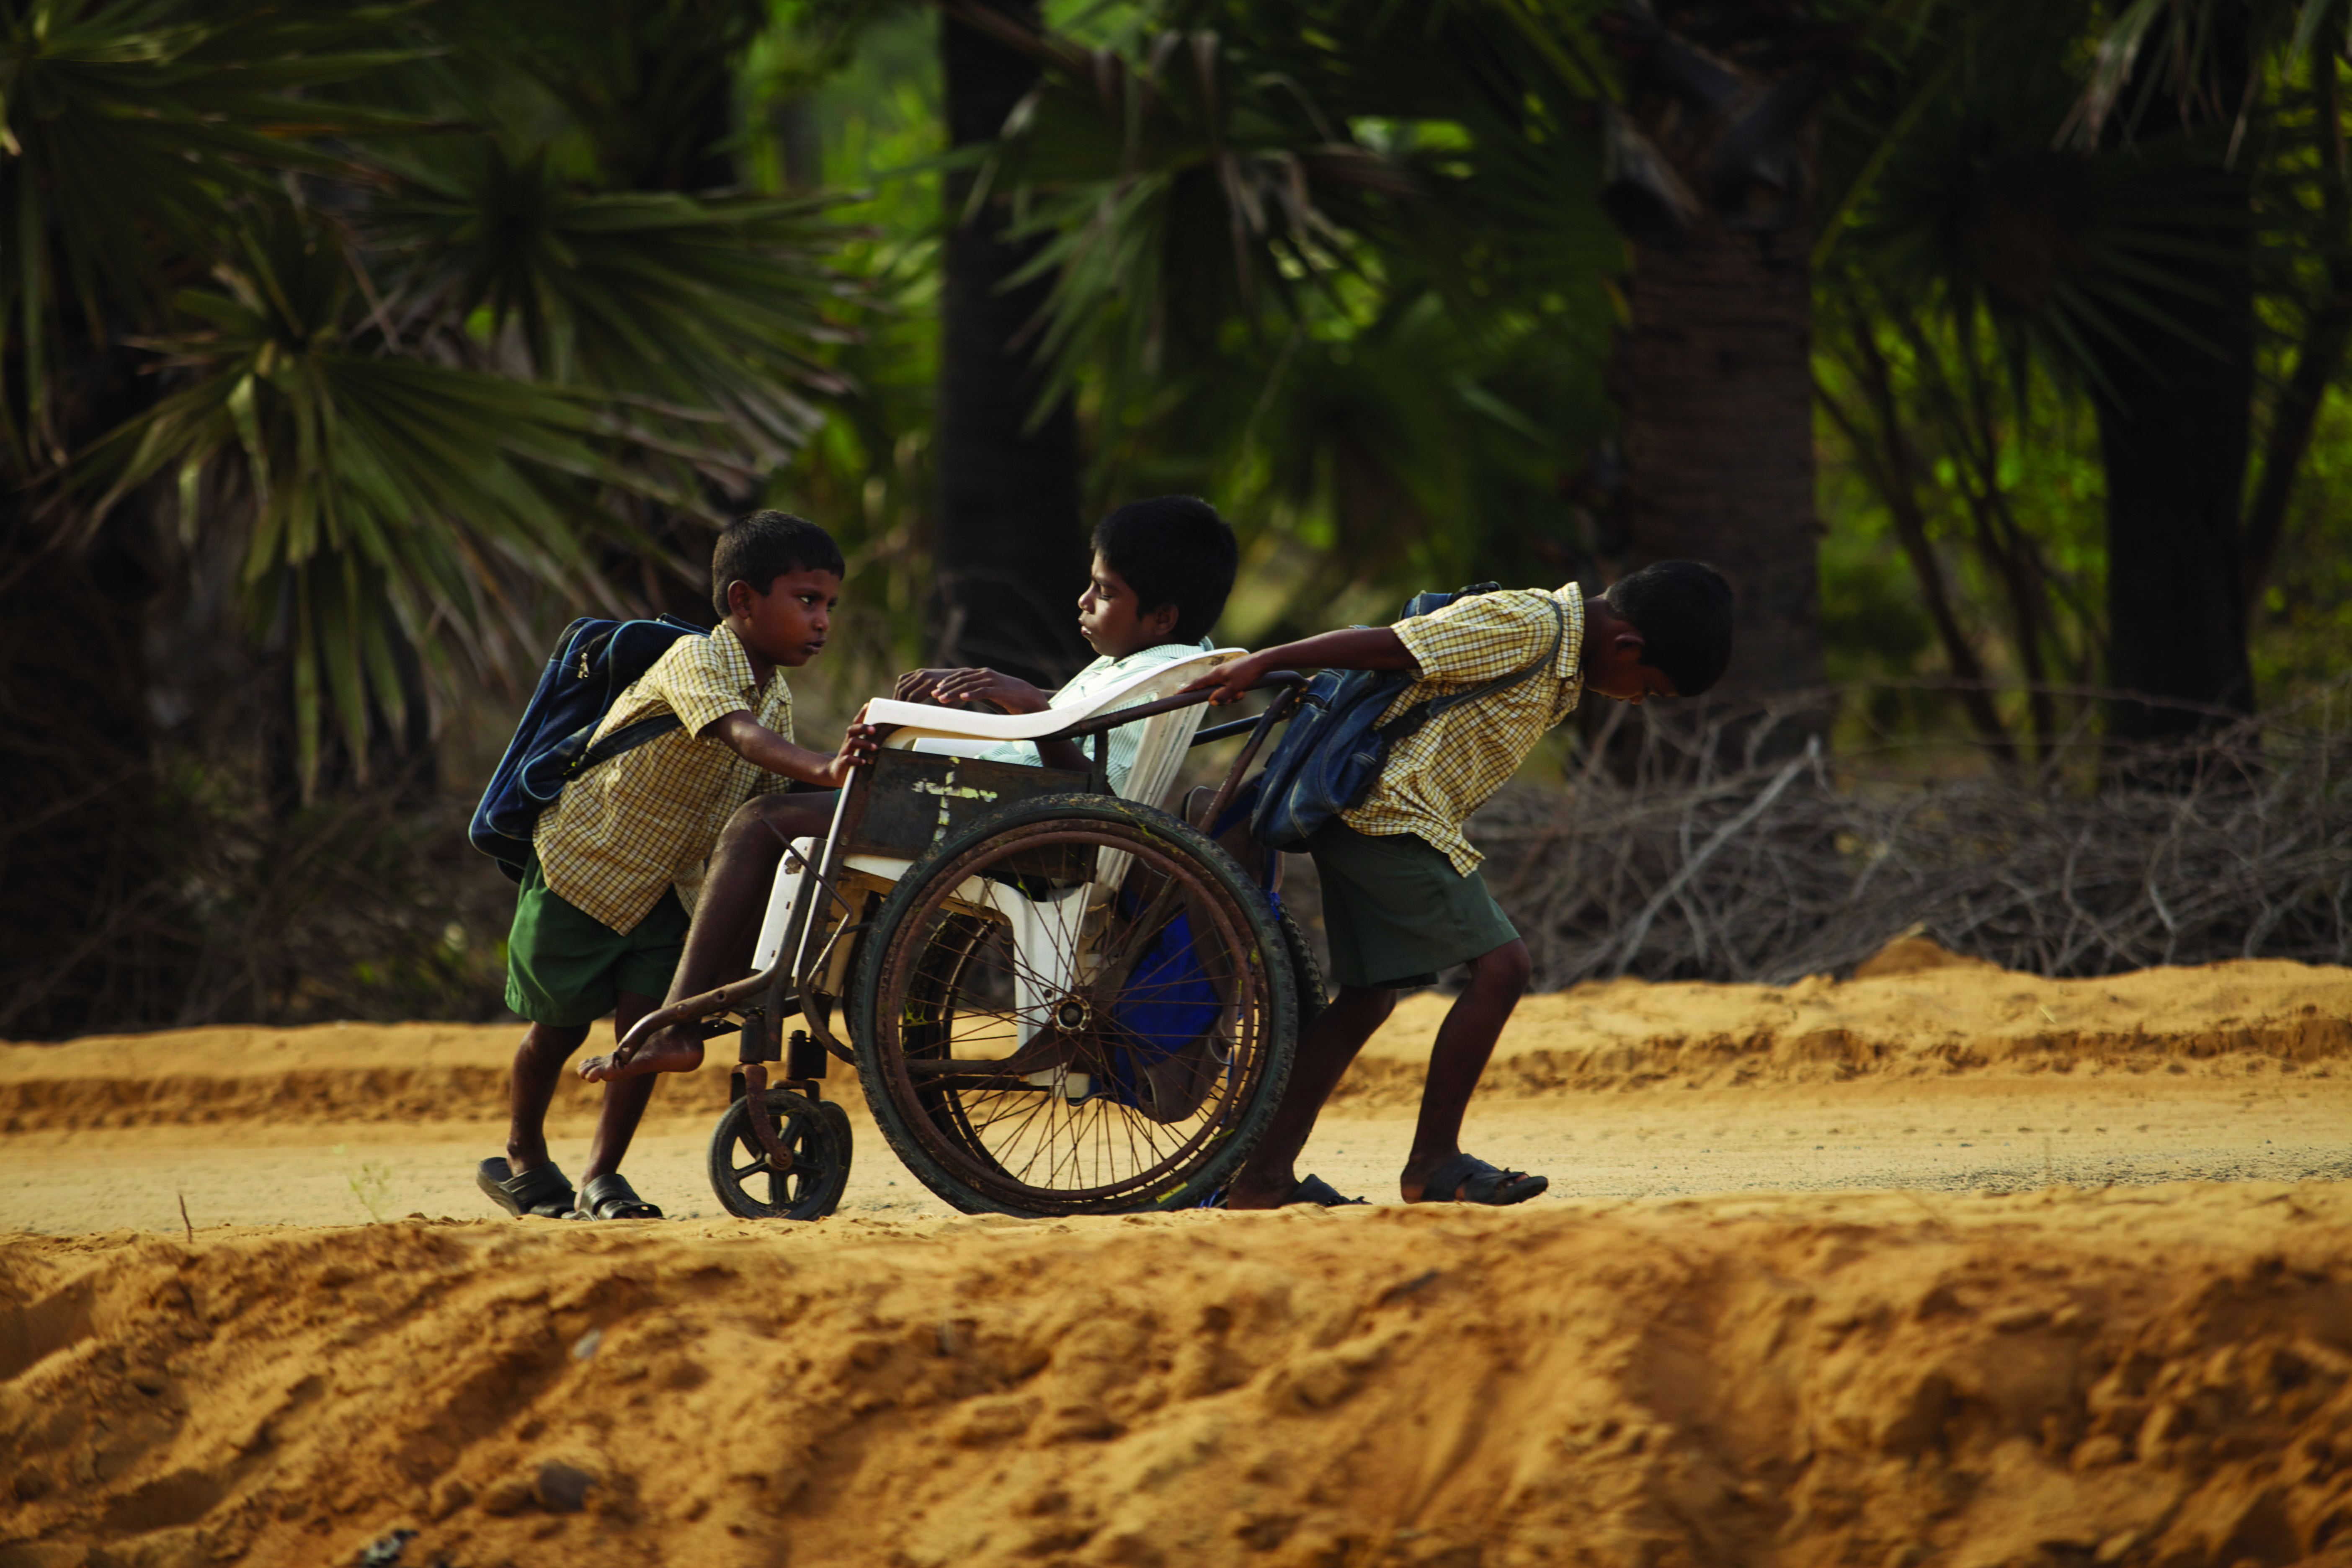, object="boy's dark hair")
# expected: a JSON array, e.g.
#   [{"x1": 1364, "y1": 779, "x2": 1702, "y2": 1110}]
[
  {"x1": 1604, "y1": 560, "x2": 1735, "y2": 697},
  {"x1": 1092, "y1": 495, "x2": 1239, "y2": 645},
  {"x1": 710, "y1": 511, "x2": 845, "y2": 619}
]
